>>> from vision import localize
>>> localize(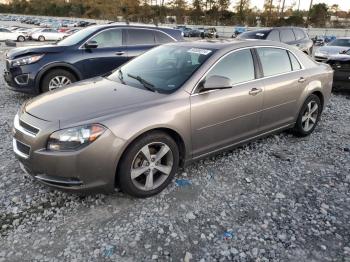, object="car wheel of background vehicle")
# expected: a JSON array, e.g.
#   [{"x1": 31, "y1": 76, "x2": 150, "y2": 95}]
[
  {"x1": 117, "y1": 131, "x2": 179, "y2": 198},
  {"x1": 17, "y1": 35, "x2": 25, "y2": 42},
  {"x1": 38, "y1": 35, "x2": 45, "y2": 41},
  {"x1": 293, "y1": 94, "x2": 321, "y2": 137},
  {"x1": 41, "y1": 69, "x2": 77, "y2": 92}
]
